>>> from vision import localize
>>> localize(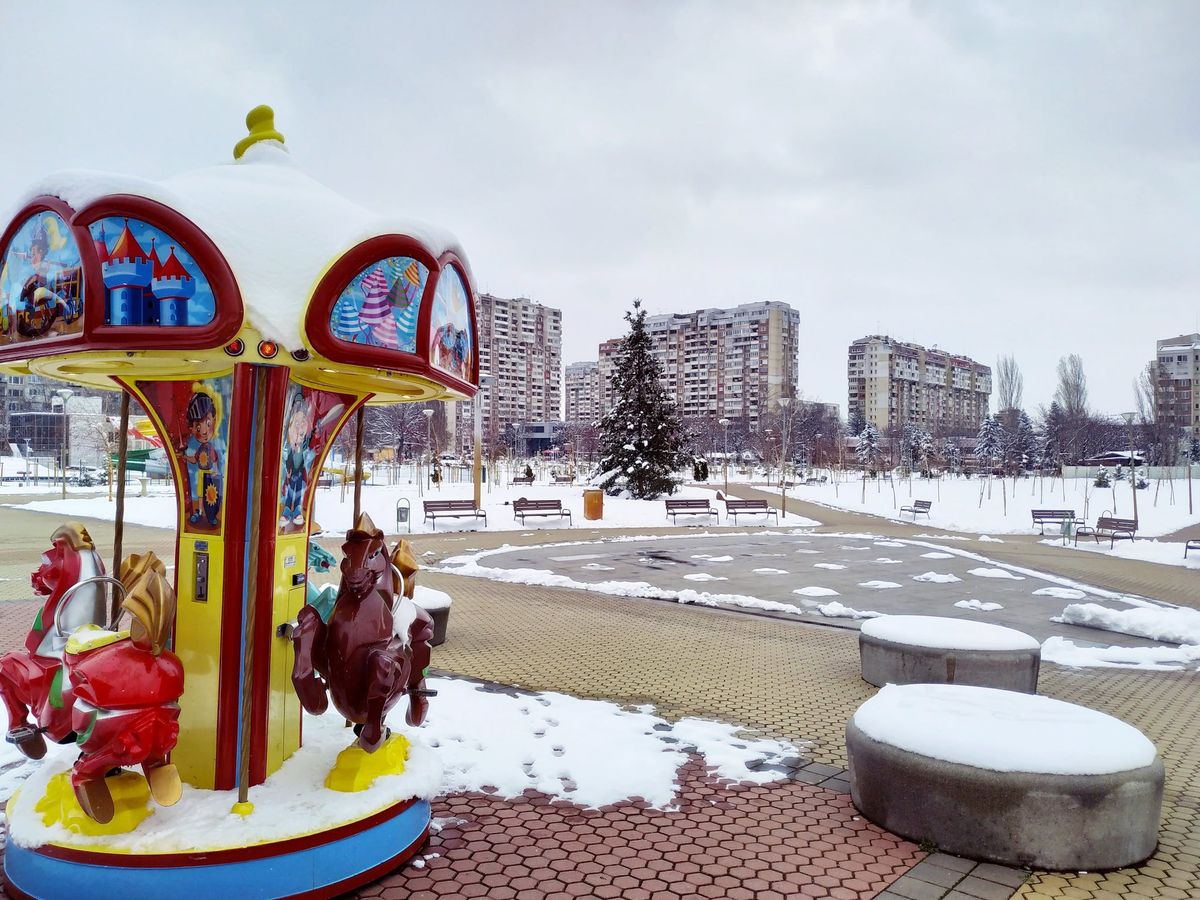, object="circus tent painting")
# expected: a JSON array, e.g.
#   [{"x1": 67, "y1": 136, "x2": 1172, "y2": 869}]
[{"x1": 329, "y1": 256, "x2": 427, "y2": 351}]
